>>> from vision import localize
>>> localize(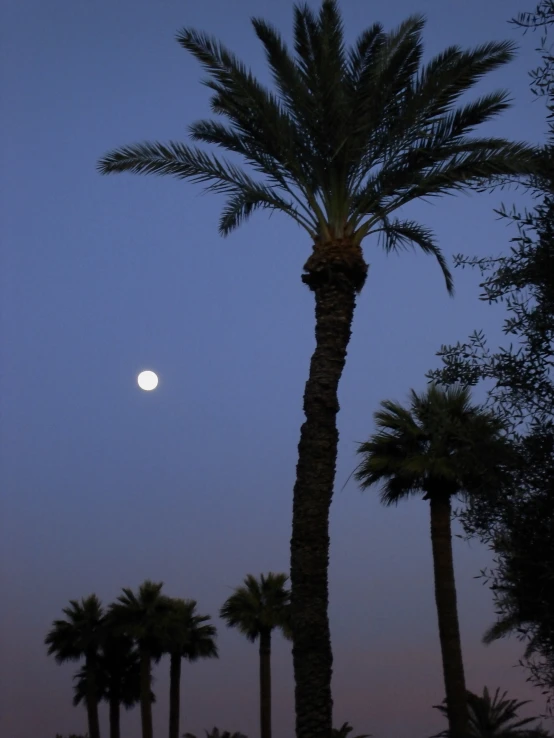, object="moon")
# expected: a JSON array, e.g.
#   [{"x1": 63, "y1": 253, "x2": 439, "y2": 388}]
[{"x1": 137, "y1": 370, "x2": 159, "y2": 391}]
